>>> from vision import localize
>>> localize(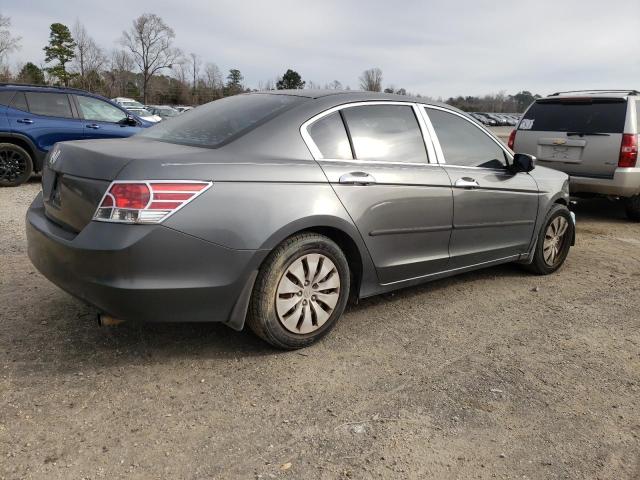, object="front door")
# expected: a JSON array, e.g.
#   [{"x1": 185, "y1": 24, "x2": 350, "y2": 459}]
[
  {"x1": 424, "y1": 106, "x2": 539, "y2": 269},
  {"x1": 302, "y1": 102, "x2": 453, "y2": 285}
]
